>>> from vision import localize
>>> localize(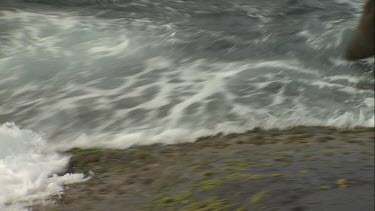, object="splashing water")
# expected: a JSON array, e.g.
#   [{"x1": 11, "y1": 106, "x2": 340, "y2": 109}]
[{"x1": 0, "y1": 123, "x2": 87, "y2": 210}]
